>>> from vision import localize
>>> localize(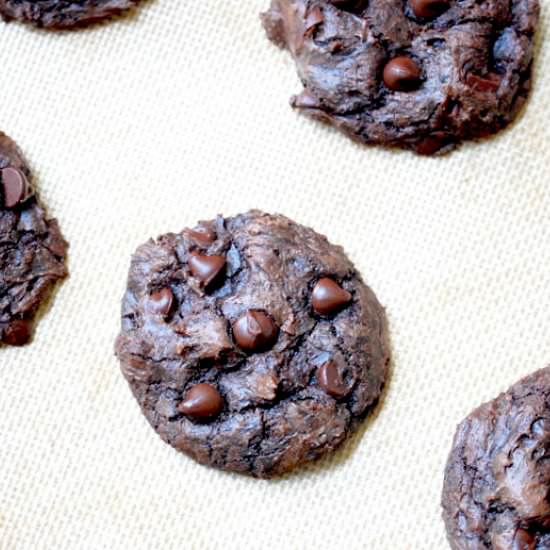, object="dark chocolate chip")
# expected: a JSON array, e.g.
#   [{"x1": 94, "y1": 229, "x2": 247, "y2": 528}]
[
  {"x1": 232, "y1": 310, "x2": 279, "y2": 352},
  {"x1": 312, "y1": 278, "x2": 352, "y2": 316},
  {"x1": 383, "y1": 57, "x2": 422, "y2": 92},
  {"x1": 1, "y1": 167, "x2": 33, "y2": 209},
  {"x1": 189, "y1": 253, "x2": 226, "y2": 287},
  {"x1": 513, "y1": 529, "x2": 536, "y2": 550},
  {"x1": 2, "y1": 319, "x2": 32, "y2": 346},
  {"x1": 317, "y1": 362, "x2": 349, "y2": 398},
  {"x1": 147, "y1": 288, "x2": 174, "y2": 318},
  {"x1": 410, "y1": 0, "x2": 450, "y2": 18},
  {"x1": 188, "y1": 226, "x2": 216, "y2": 247},
  {"x1": 178, "y1": 383, "x2": 224, "y2": 420}
]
